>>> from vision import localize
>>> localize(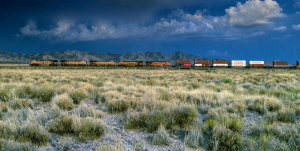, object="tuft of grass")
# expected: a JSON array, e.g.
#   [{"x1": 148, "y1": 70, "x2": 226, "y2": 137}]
[
  {"x1": 107, "y1": 99, "x2": 131, "y2": 113},
  {"x1": 75, "y1": 103, "x2": 103, "y2": 118},
  {"x1": 151, "y1": 125, "x2": 170, "y2": 146},
  {"x1": 0, "y1": 102, "x2": 8, "y2": 112},
  {"x1": 49, "y1": 114, "x2": 75, "y2": 134},
  {"x1": 69, "y1": 89, "x2": 88, "y2": 104},
  {"x1": 276, "y1": 108, "x2": 296, "y2": 123},
  {"x1": 184, "y1": 128, "x2": 203, "y2": 148},
  {"x1": 16, "y1": 122, "x2": 50, "y2": 146},
  {"x1": 0, "y1": 139, "x2": 36, "y2": 151},
  {"x1": 49, "y1": 114, "x2": 106, "y2": 139},
  {"x1": 53, "y1": 94, "x2": 74, "y2": 110},
  {"x1": 75, "y1": 118, "x2": 106, "y2": 140},
  {"x1": 34, "y1": 84, "x2": 55, "y2": 102},
  {"x1": 10, "y1": 98, "x2": 33, "y2": 110},
  {"x1": 247, "y1": 99, "x2": 266, "y2": 115}
]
